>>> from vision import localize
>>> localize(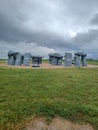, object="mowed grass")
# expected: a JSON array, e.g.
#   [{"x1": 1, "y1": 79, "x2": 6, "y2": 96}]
[
  {"x1": 0, "y1": 59, "x2": 6, "y2": 64},
  {"x1": 87, "y1": 60, "x2": 98, "y2": 65},
  {"x1": 0, "y1": 67, "x2": 98, "y2": 130}
]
